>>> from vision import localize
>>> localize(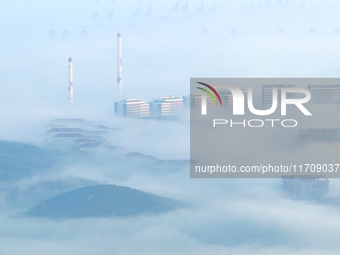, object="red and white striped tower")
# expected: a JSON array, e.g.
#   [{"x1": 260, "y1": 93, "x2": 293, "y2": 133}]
[
  {"x1": 68, "y1": 57, "x2": 73, "y2": 103},
  {"x1": 117, "y1": 33, "x2": 122, "y2": 96}
]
